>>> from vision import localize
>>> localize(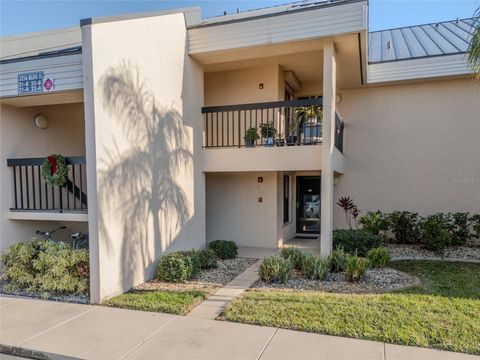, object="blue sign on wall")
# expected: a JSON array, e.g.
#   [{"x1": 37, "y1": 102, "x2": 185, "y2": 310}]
[{"x1": 18, "y1": 72, "x2": 44, "y2": 94}]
